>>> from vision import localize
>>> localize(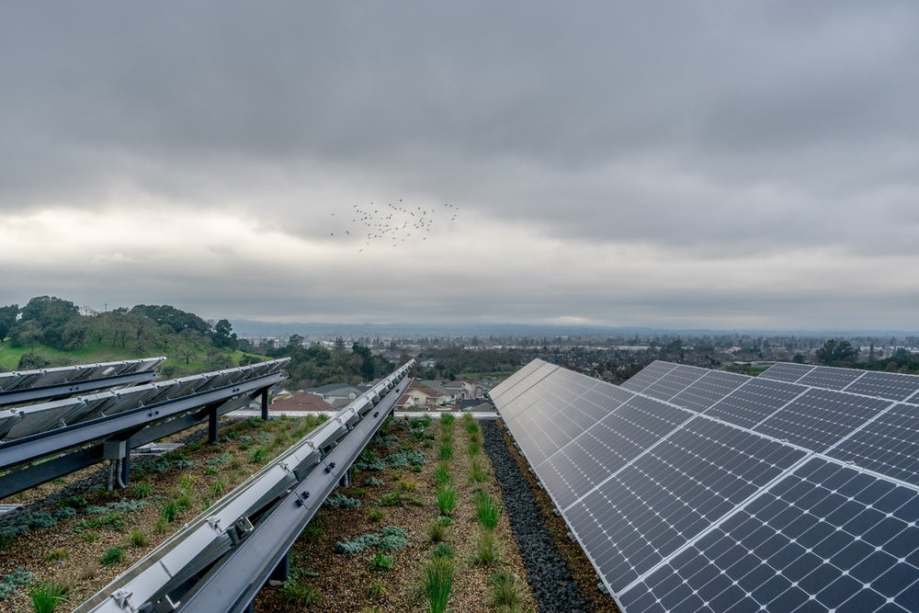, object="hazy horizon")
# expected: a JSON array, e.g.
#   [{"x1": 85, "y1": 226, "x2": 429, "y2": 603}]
[{"x1": 3, "y1": 3, "x2": 919, "y2": 330}]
